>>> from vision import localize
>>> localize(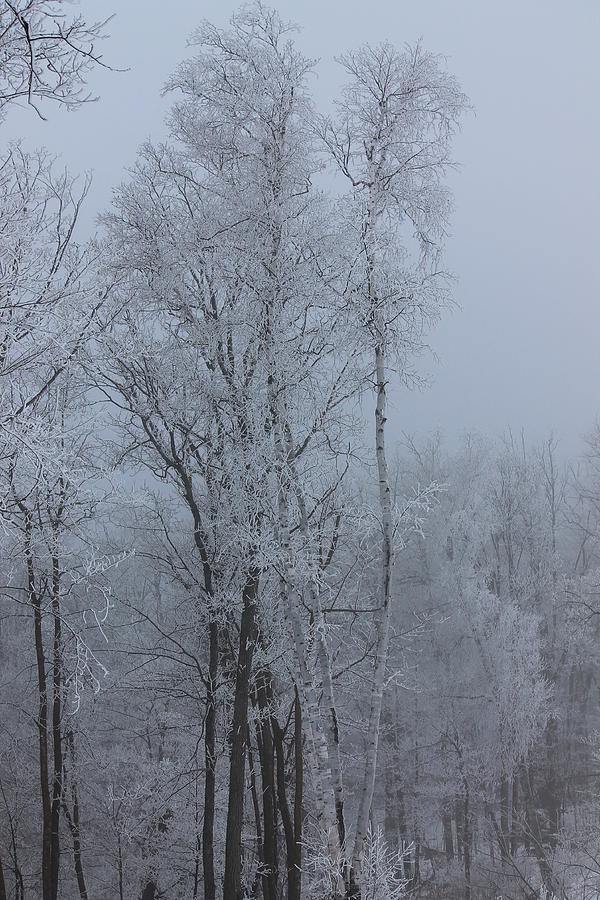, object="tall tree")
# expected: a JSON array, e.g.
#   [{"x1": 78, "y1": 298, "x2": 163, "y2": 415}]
[{"x1": 321, "y1": 41, "x2": 467, "y2": 887}]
